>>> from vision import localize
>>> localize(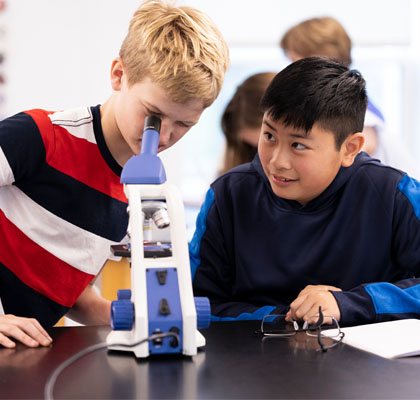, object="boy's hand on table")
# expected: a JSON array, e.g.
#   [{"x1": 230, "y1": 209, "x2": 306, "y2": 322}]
[
  {"x1": 0, "y1": 315, "x2": 52, "y2": 348},
  {"x1": 286, "y1": 285, "x2": 342, "y2": 324}
]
